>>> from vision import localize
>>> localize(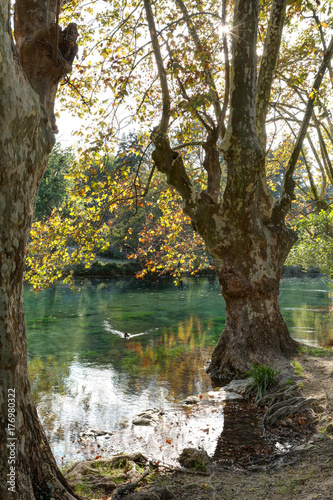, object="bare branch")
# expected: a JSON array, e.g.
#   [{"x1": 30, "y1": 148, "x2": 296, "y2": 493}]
[
  {"x1": 143, "y1": 0, "x2": 170, "y2": 134},
  {"x1": 306, "y1": 133, "x2": 328, "y2": 198},
  {"x1": 316, "y1": 124, "x2": 333, "y2": 185},
  {"x1": 301, "y1": 149, "x2": 326, "y2": 211},
  {"x1": 311, "y1": 6, "x2": 333, "y2": 92},
  {"x1": 256, "y1": 0, "x2": 286, "y2": 151},
  {"x1": 271, "y1": 36, "x2": 333, "y2": 224},
  {"x1": 173, "y1": 141, "x2": 204, "y2": 150},
  {"x1": 174, "y1": 0, "x2": 222, "y2": 123}
]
